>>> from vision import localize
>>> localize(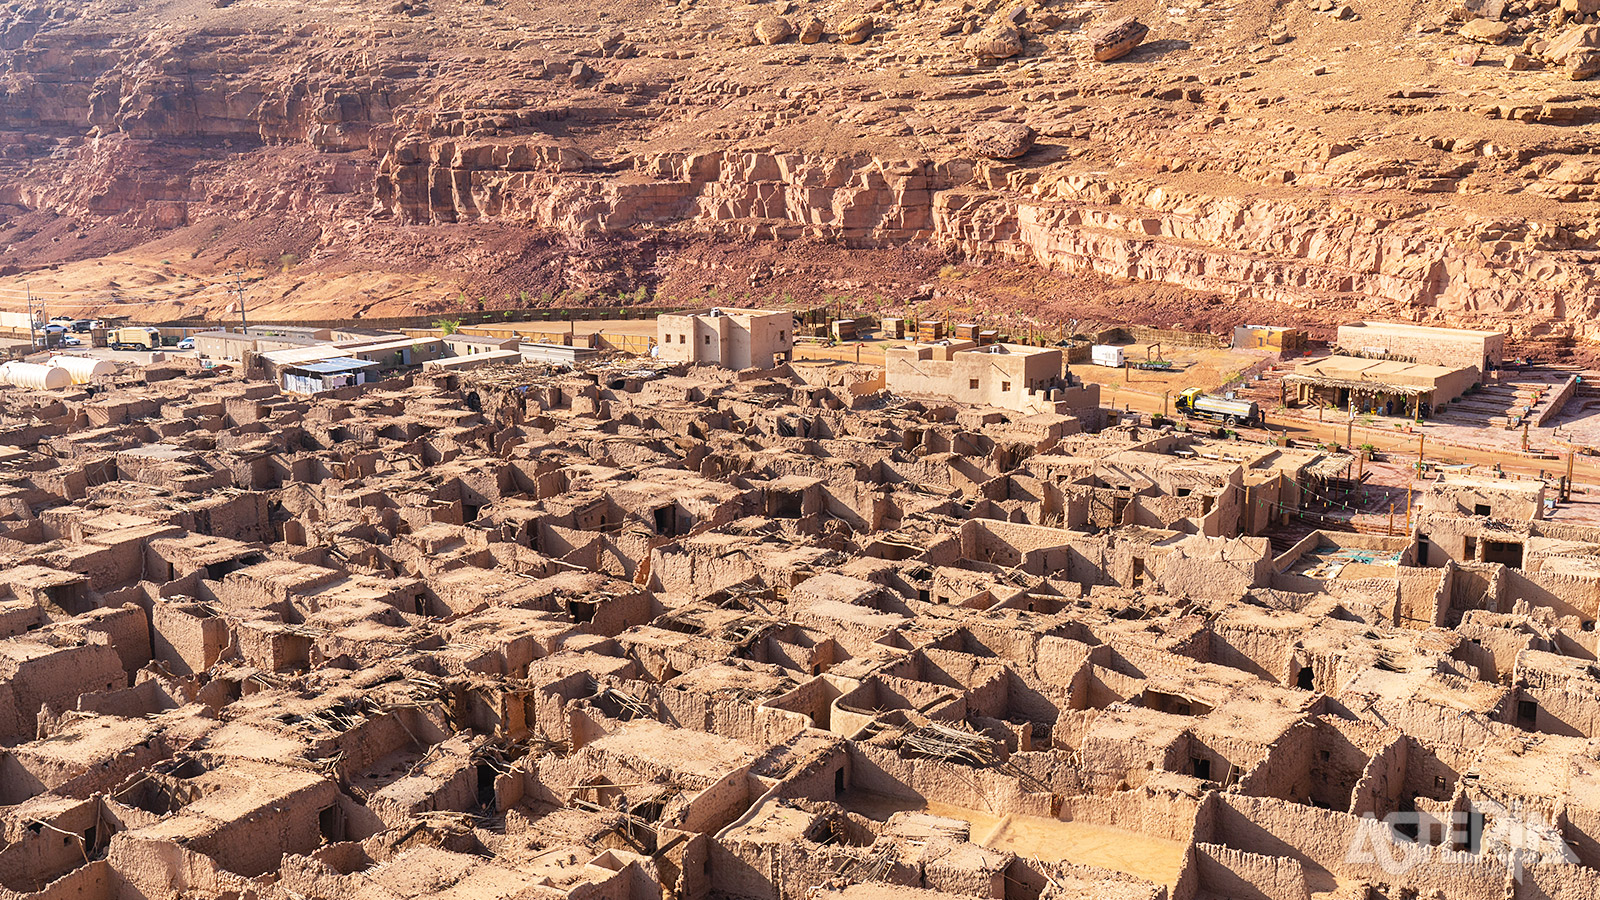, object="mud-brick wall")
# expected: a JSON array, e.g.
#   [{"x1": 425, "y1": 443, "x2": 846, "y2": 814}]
[
  {"x1": 710, "y1": 833, "x2": 869, "y2": 900},
  {"x1": 760, "y1": 678, "x2": 838, "y2": 732},
  {"x1": 1213, "y1": 793, "x2": 1508, "y2": 900},
  {"x1": 1205, "y1": 622, "x2": 1293, "y2": 683},
  {"x1": 1516, "y1": 864, "x2": 1600, "y2": 900},
  {"x1": 1347, "y1": 735, "x2": 1405, "y2": 819},
  {"x1": 186, "y1": 776, "x2": 341, "y2": 877},
  {"x1": 848, "y1": 742, "x2": 1053, "y2": 817},
  {"x1": 1395, "y1": 565, "x2": 1448, "y2": 629},
  {"x1": 680, "y1": 765, "x2": 754, "y2": 835},
  {"x1": 1233, "y1": 718, "x2": 1318, "y2": 805},
  {"x1": 0, "y1": 641, "x2": 125, "y2": 742},
  {"x1": 235, "y1": 621, "x2": 311, "y2": 673},
  {"x1": 658, "y1": 689, "x2": 811, "y2": 749},
  {"x1": 1521, "y1": 674, "x2": 1600, "y2": 739},
  {"x1": 150, "y1": 600, "x2": 229, "y2": 676},
  {"x1": 1507, "y1": 567, "x2": 1600, "y2": 622},
  {"x1": 1058, "y1": 791, "x2": 1204, "y2": 844},
  {"x1": 0, "y1": 797, "x2": 103, "y2": 892},
  {"x1": 71, "y1": 604, "x2": 152, "y2": 675},
  {"x1": 190, "y1": 492, "x2": 271, "y2": 543},
  {"x1": 61, "y1": 531, "x2": 164, "y2": 590},
  {"x1": 1193, "y1": 843, "x2": 1307, "y2": 900}
]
